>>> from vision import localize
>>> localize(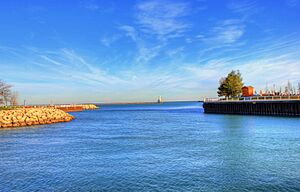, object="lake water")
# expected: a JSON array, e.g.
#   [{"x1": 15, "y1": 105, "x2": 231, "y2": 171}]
[{"x1": 0, "y1": 102, "x2": 299, "y2": 191}]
